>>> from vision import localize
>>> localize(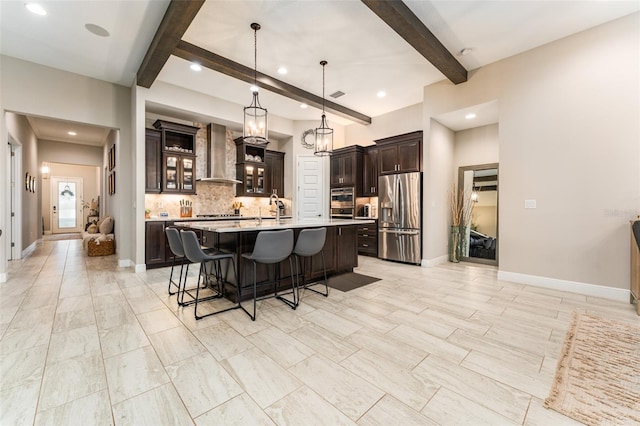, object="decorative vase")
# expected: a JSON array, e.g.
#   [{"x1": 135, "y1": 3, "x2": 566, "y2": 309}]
[{"x1": 449, "y1": 225, "x2": 462, "y2": 263}]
